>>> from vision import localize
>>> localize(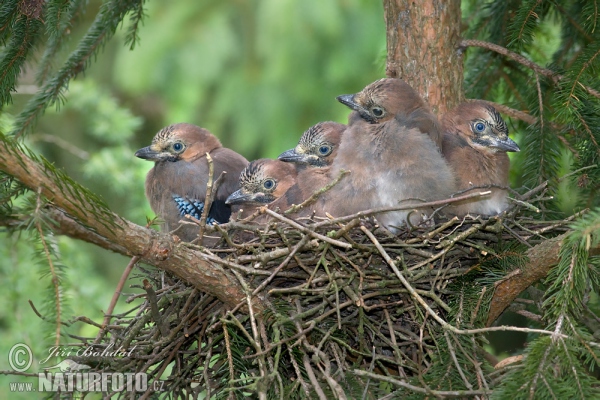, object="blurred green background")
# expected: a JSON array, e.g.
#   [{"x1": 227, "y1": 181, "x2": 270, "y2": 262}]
[
  {"x1": 0, "y1": 0, "x2": 583, "y2": 397},
  {"x1": 0, "y1": 0, "x2": 386, "y2": 394}
]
